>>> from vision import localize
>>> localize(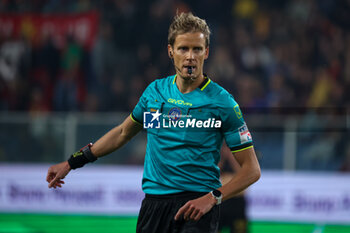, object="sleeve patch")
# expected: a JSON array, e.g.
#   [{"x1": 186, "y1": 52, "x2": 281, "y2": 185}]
[
  {"x1": 238, "y1": 123, "x2": 252, "y2": 144},
  {"x1": 233, "y1": 104, "x2": 242, "y2": 119}
]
